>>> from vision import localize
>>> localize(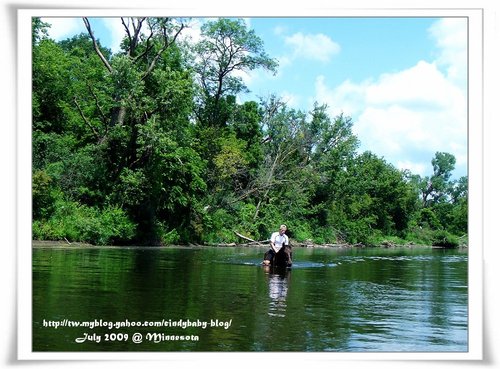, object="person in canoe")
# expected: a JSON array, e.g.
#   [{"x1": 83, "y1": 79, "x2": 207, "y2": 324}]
[{"x1": 263, "y1": 224, "x2": 292, "y2": 268}]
